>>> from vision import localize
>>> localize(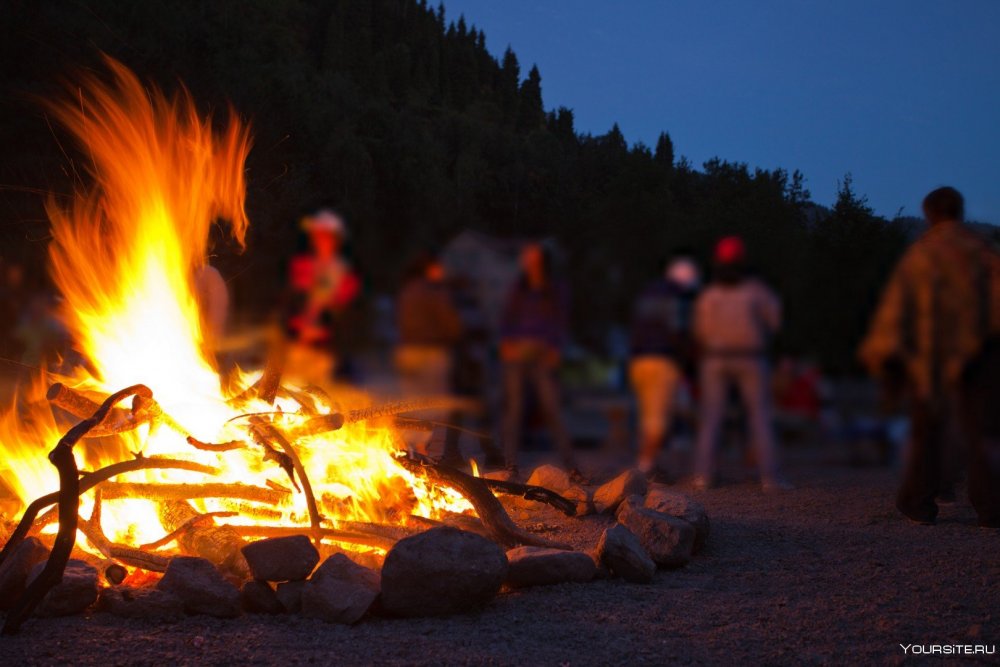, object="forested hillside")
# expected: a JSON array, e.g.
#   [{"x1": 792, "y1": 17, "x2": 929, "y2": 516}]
[{"x1": 0, "y1": 0, "x2": 915, "y2": 369}]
